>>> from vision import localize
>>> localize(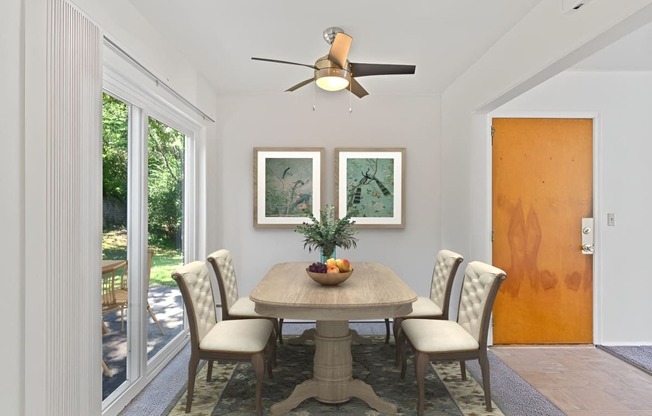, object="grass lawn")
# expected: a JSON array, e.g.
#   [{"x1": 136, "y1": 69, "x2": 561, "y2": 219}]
[{"x1": 103, "y1": 229, "x2": 183, "y2": 287}]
